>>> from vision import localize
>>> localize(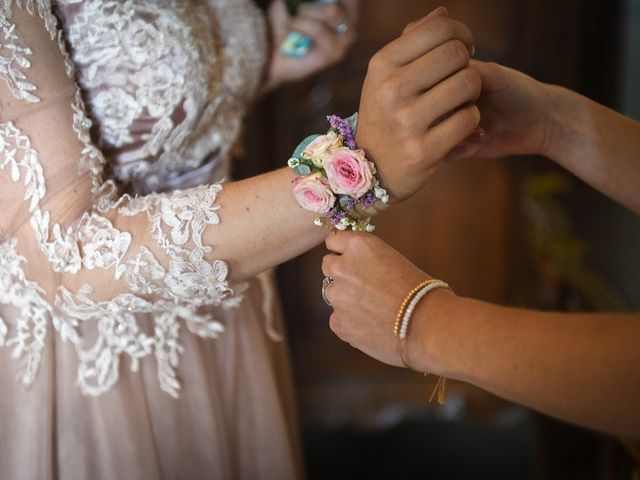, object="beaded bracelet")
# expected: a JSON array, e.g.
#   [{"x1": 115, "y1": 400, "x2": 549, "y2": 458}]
[
  {"x1": 394, "y1": 279, "x2": 451, "y2": 404},
  {"x1": 288, "y1": 114, "x2": 389, "y2": 232}
]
